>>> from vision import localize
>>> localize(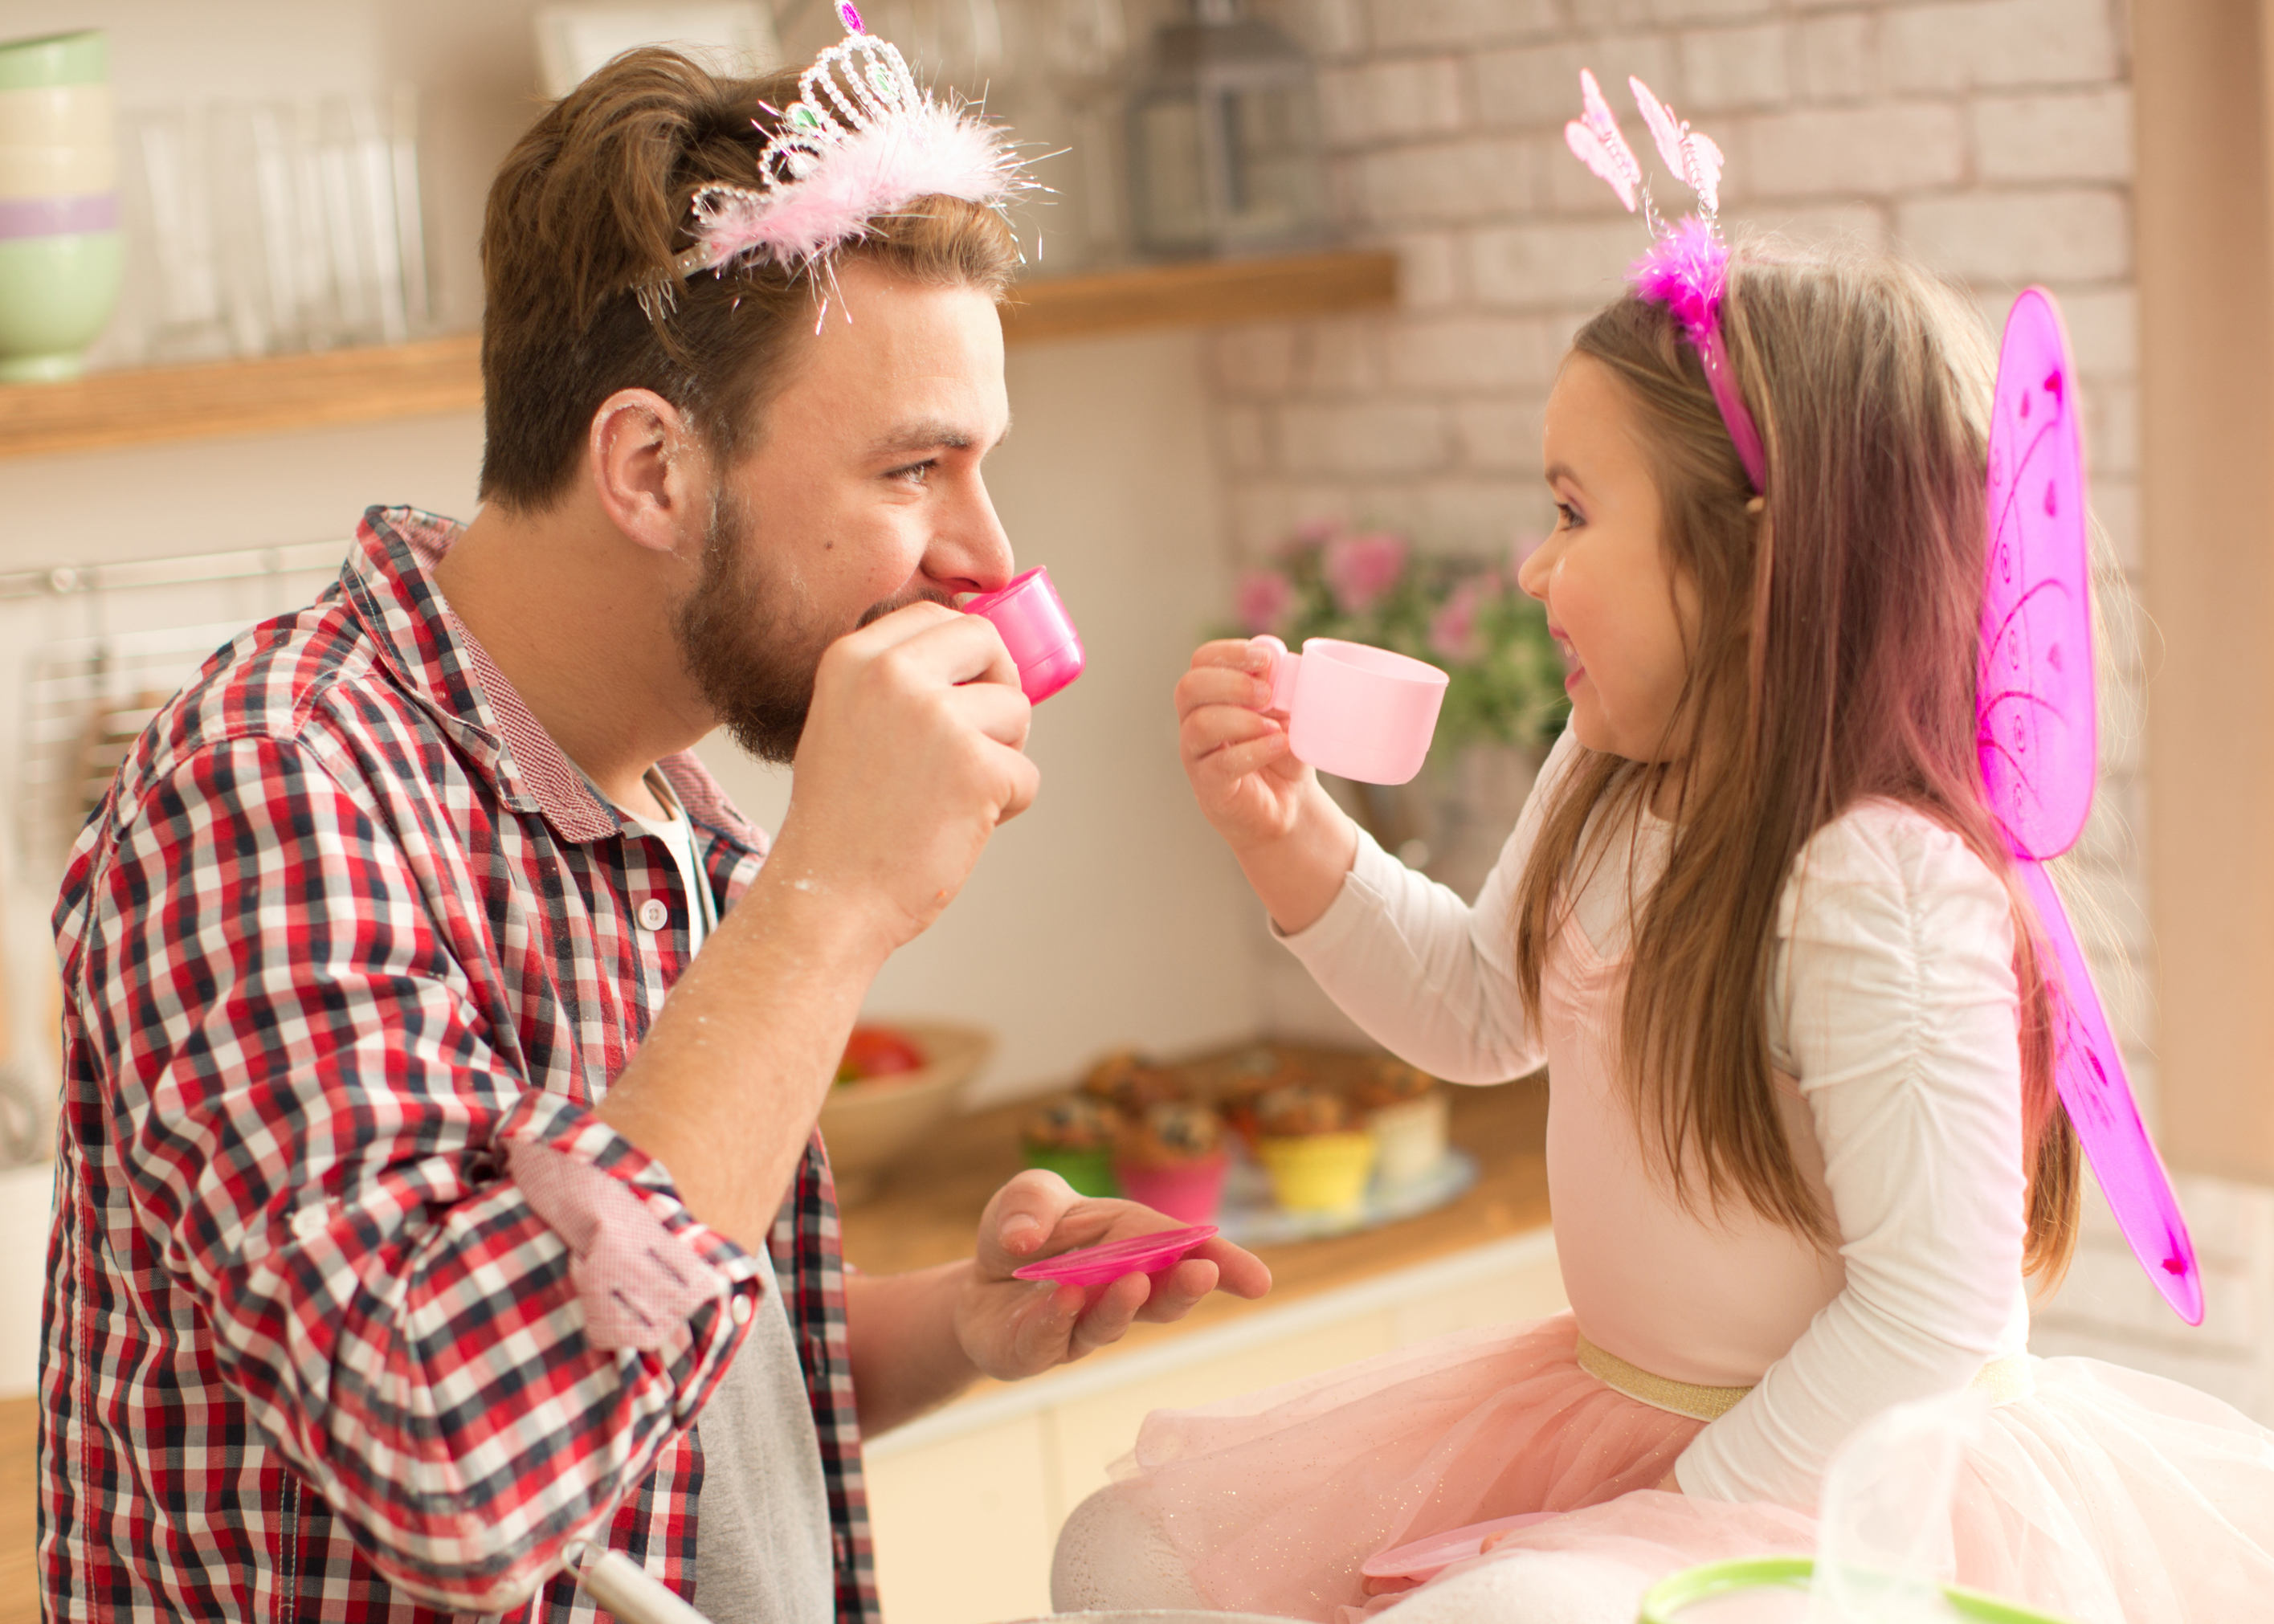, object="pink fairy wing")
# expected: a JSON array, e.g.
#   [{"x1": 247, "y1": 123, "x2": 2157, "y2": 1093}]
[
  {"x1": 1627, "y1": 77, "x2": 1722, "y2": 214},
  {"x1": 1980, "y1": 288, "x2": 2093, "y2": 857},
  {"x1": 1983, "y1": 288, "x2": 2201, "y2": 1325},
  {"x1": 1564, "y1": 124, "x2": 1636, "y2": 212},
  {"x1": 2019, "y1": 861, "x2": 2203, "y2": 1324},
  {"x1": 1628, "y1": 76, "x2": 1688, "y2": 183},
  {"x1": 1567, "y1": 68, "x2": 1640, "y2": 213}
]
